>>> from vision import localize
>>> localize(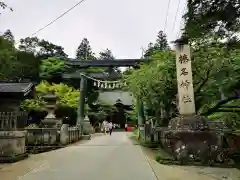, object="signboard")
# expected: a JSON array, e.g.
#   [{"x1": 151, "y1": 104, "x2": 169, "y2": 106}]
[{"x1": 176, "y1": 44, "x2": 196, "y2": 115}]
